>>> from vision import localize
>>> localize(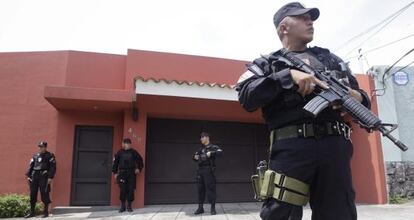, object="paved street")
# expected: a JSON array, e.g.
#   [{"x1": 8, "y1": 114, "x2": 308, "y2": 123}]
[{"x1": 6, "y1": 201, "x2": 414, "y2": 220}]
